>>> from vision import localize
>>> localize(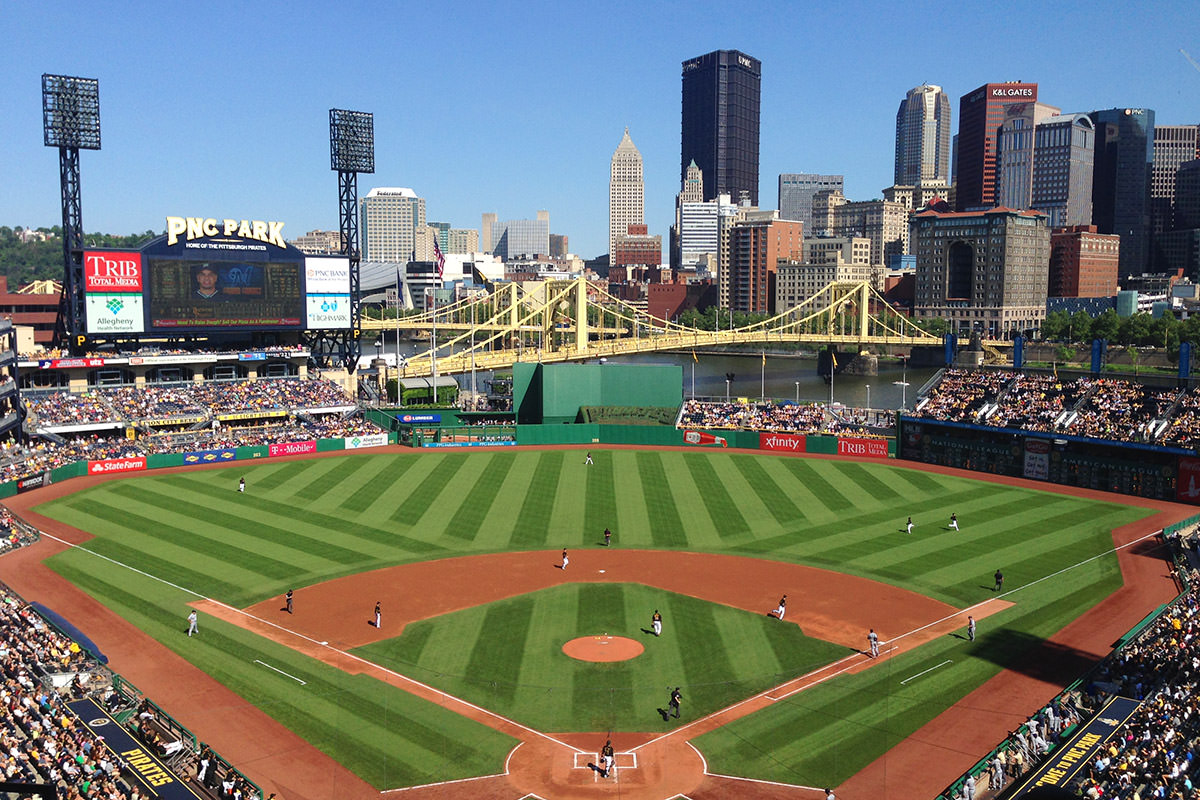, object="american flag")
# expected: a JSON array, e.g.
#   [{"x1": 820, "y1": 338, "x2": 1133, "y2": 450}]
[{"x1": 433, "y1": 238, "x2": 445, "y2": 279}]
